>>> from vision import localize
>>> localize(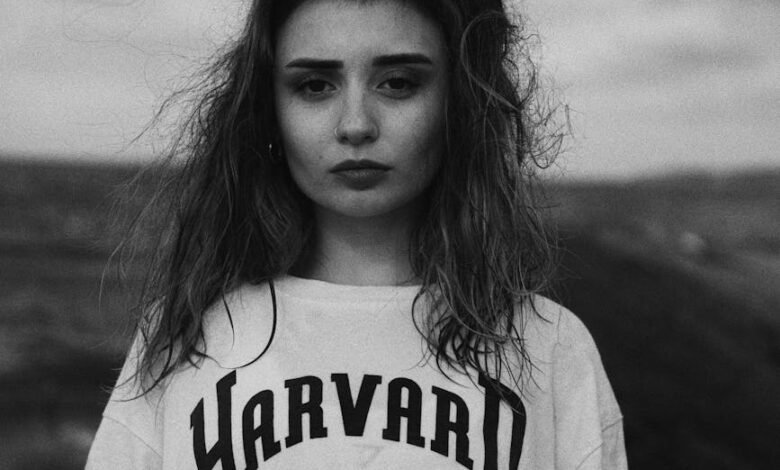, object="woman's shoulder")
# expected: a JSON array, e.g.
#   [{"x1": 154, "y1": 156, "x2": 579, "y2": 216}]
[
  {"x1": 519, "y1": 294, "x2": 598, "y2": 358},
  {"x1": 203, "y1": 281, "x2": 277, "y2": 322},
  {"x1": 526, "y1": 296, "x2": 625, "y2": 464},
  {"x1": 200, "y1": 281, "x2": 278, "y2": 368},
  {"x1": 517, "y1": 294, "x2": 623, "y2": 423}
]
